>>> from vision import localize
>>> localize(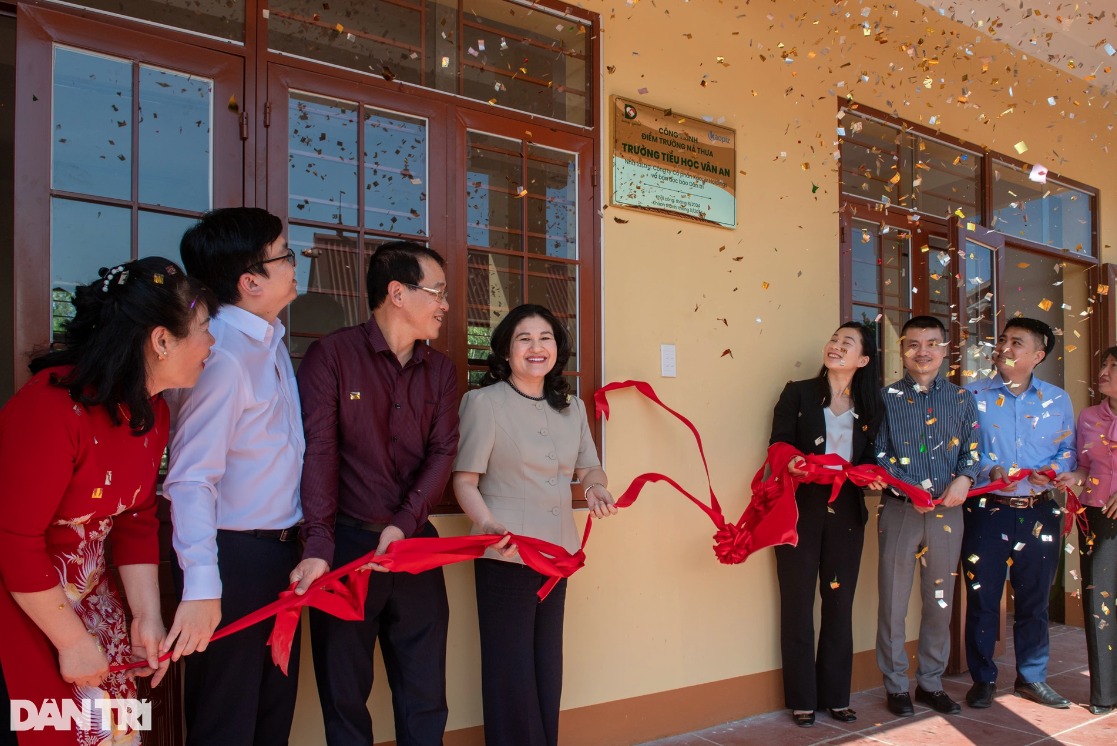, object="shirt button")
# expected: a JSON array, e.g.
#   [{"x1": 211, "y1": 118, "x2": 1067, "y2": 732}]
[
  {"x1": 540, "y1": 428, "x2": 548, "y2": 436},
  {"x1": 392, "y1": 436, "x2": 398, "y2": 442},
  {"x1": 551, "y1": 507, "x2": 560, "y2": 516},
  {"x1": 395, "y1": 403, "x2": 401, "y2": 409},
  {"x1": 547, "y1": 452, "x2": 556, "y2": 460},
  {"x1": 548, "y1": 477, "x2": 557, "y2": 485},
  {"x1": 535, "y1": 403, "x2": 543, "y2": 410}
]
